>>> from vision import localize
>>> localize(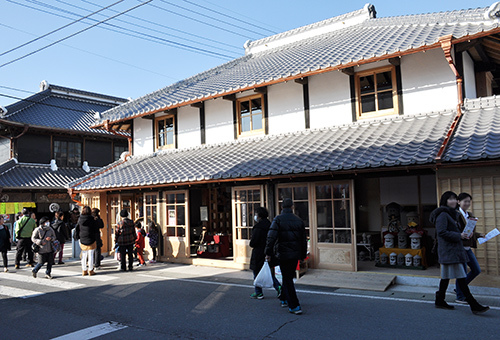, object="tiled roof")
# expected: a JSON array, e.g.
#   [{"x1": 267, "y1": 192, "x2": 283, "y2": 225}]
[
  {"x1": 0, "y1": 161, "x2": 97, "y2": 189},
  {"x1": 442, "y1": 96, "x2": 500, "y2": 162},
  {"x1": 95, "y1": 4, "x2": 500, "y2": 126},
  {"x1": 72, "y1": 110, "x2": 456, "y2": 191},
  {"x1": 3, "y1": 84, "x2": 128, "y2": 136}
]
